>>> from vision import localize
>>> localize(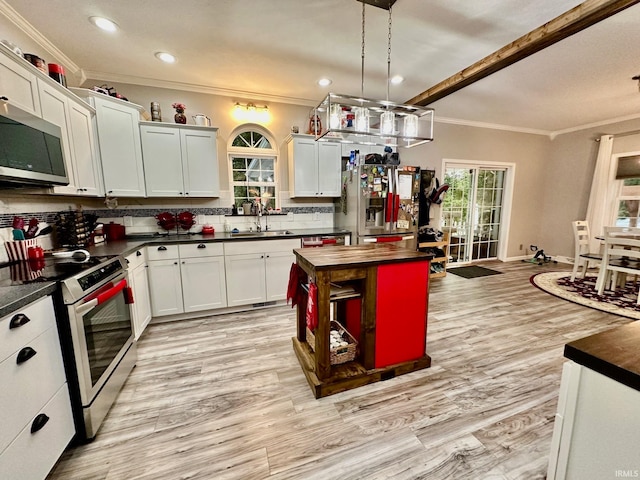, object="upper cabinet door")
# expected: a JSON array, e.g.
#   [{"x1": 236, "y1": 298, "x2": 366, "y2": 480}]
[
  {"x1": 180, "y1": 128, "x2": 219, "y2": 197},
  {"x1": 92, "y1": 96, "x2": 146, "y2": 197},
  {"x1": 140, "y1": 125, "x2": 184, "y2": 196},
  {"x1": 288, "y1": 136, "x2": 318, "y2": 197},
  {"x1": 317, "y1": 142, "x2": 341, "y2": 197},
  {"x1": 38, "y1": 81, "x2": 76, "y2": 191},
  {"x1": 0, "y1": 52, "x2": 40, "y2": 116},
  {"x1": 66, "y1": 101, "x2": 103, "y2": 196}
]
